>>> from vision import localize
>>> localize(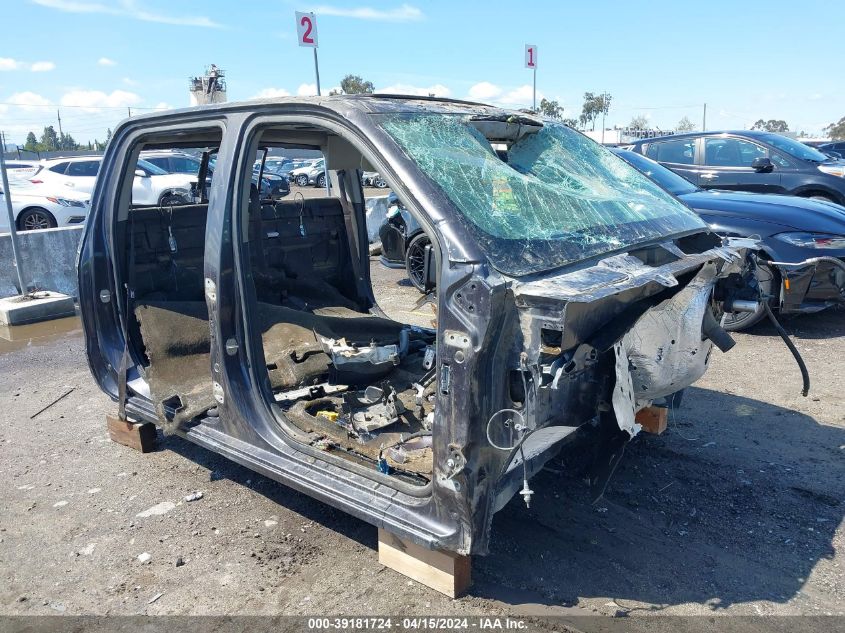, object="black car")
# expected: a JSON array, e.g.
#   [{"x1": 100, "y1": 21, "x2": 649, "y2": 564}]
[
  {"x1": 615, "y1": 149, "x2": 845, "y2": 330},
  {"x1": 818, "y1": 141, "x2": 845, "y2": 160},
  {"x1": 143, "y1": 150, "x2": 290, "y2": 200},
  {"x1": 628, "y1": 131, "x2": 845, "y2": 205},
  {"x1": 378, "y1": 192, "x2": 432, "y2": 292}
]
